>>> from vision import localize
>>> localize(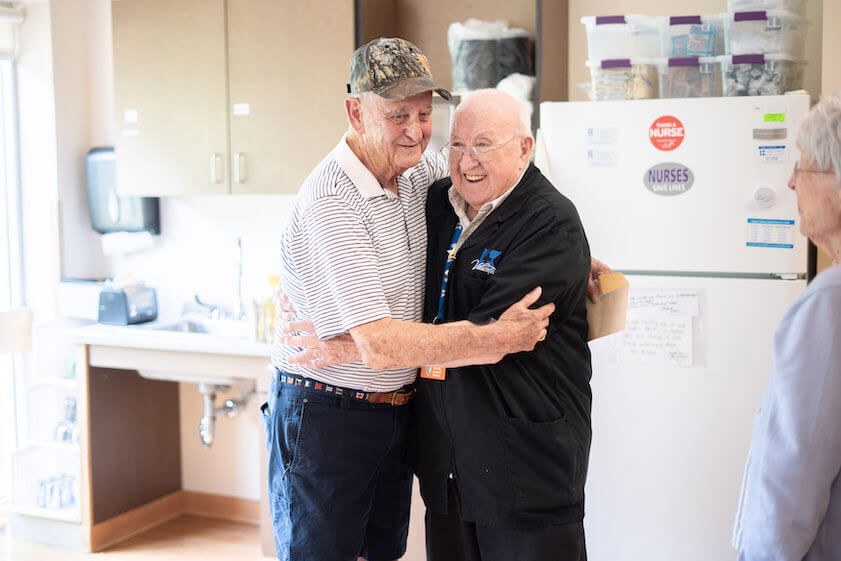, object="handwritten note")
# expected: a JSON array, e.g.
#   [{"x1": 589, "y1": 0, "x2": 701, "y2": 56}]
[
  {"x1": 617, "y1": 316, "x2": 693, "y2": 367},
  {"x1": 628, "y1": 290, "x2": 699, "y2": 317}
]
